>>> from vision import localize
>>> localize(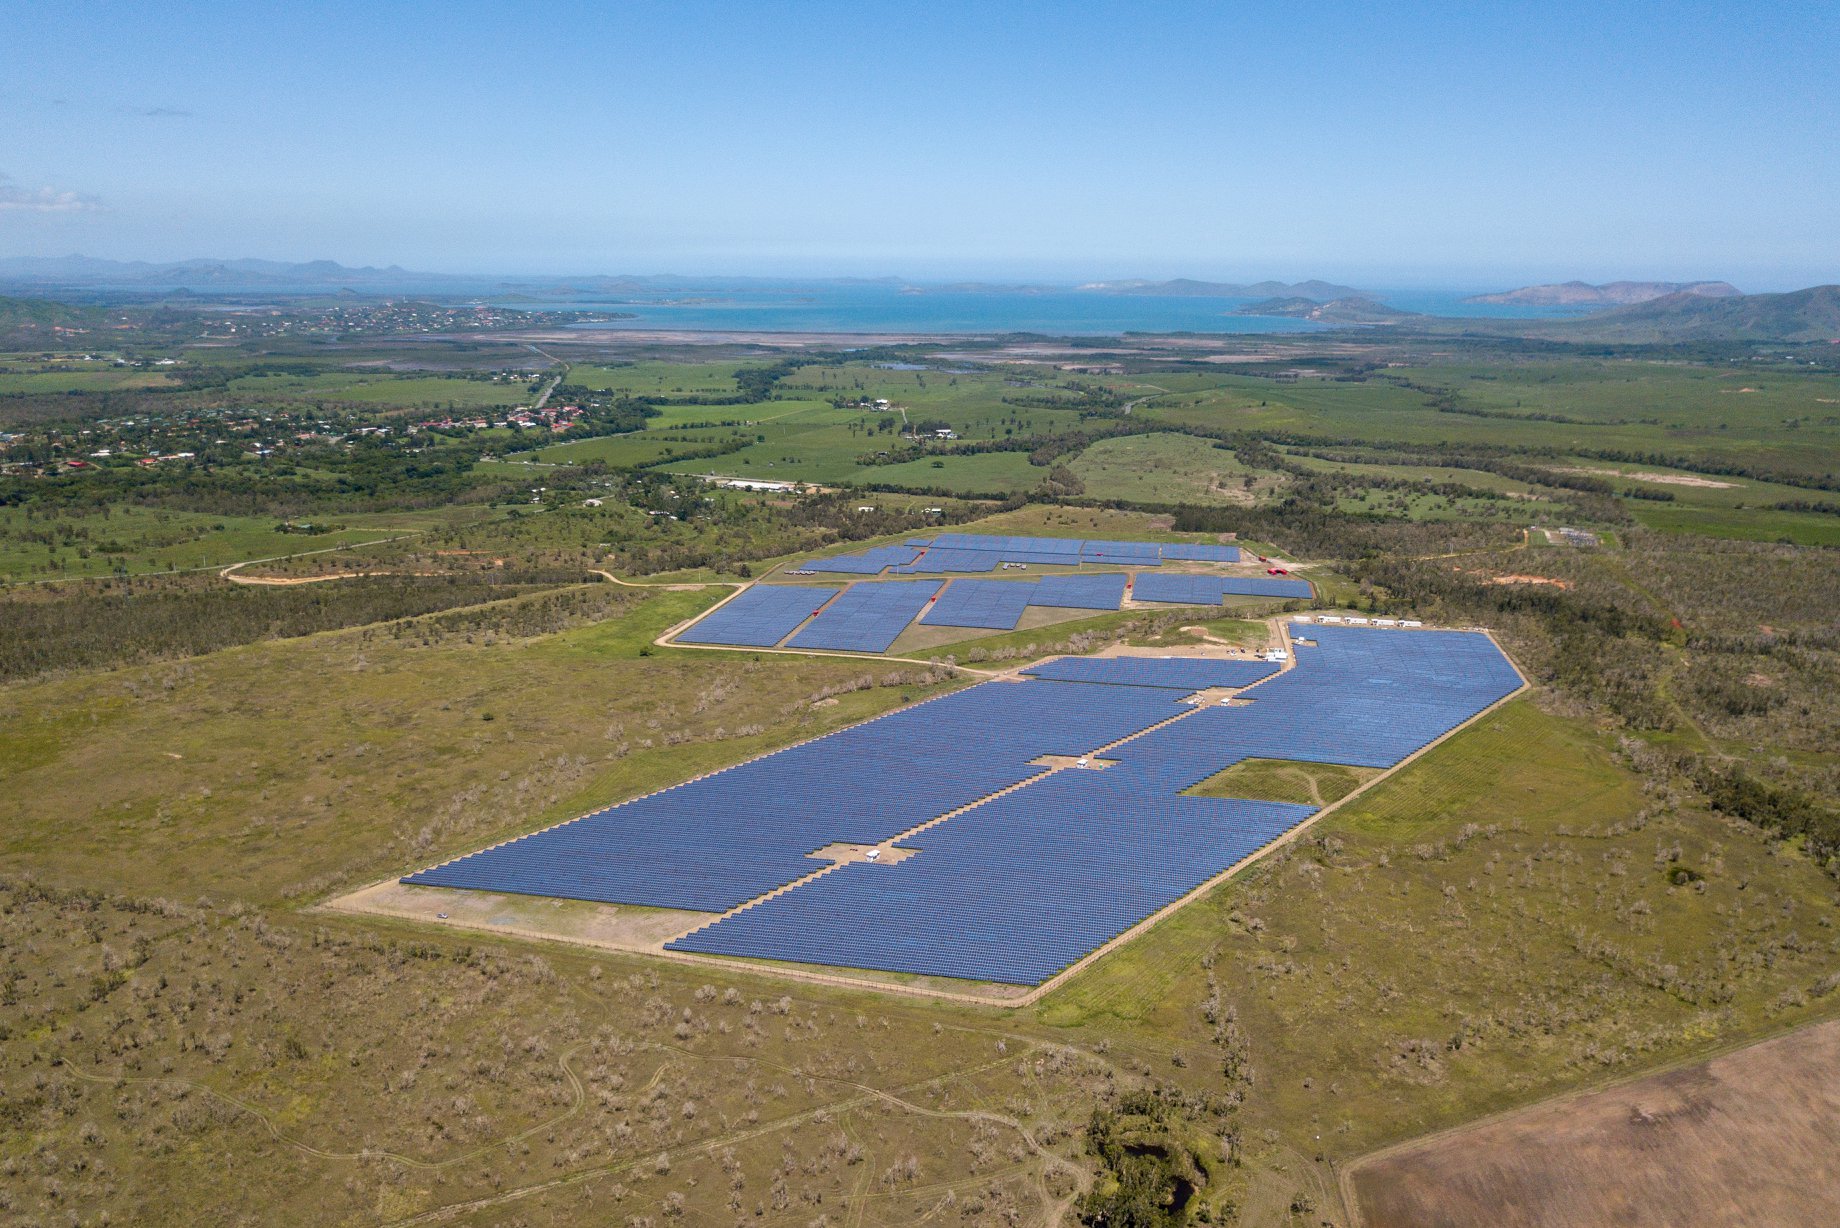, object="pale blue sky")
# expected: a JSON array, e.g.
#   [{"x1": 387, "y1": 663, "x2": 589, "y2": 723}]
[{"x1": 2, "y1": 0, "x2": 1836, "y2": 287}]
